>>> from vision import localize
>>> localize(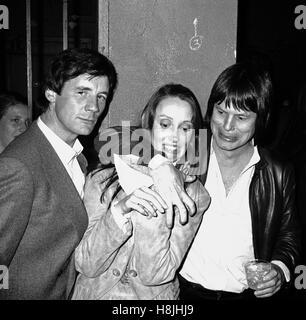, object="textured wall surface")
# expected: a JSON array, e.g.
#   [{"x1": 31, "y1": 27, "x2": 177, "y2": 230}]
[{"x1": 104, "y1": 0, "x2": 237, "y2": 127}]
